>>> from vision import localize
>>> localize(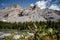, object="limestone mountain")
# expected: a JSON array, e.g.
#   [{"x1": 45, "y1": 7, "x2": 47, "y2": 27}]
[{"x1": 0, "y1": 4, "x2": 60, "y2": 22}]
